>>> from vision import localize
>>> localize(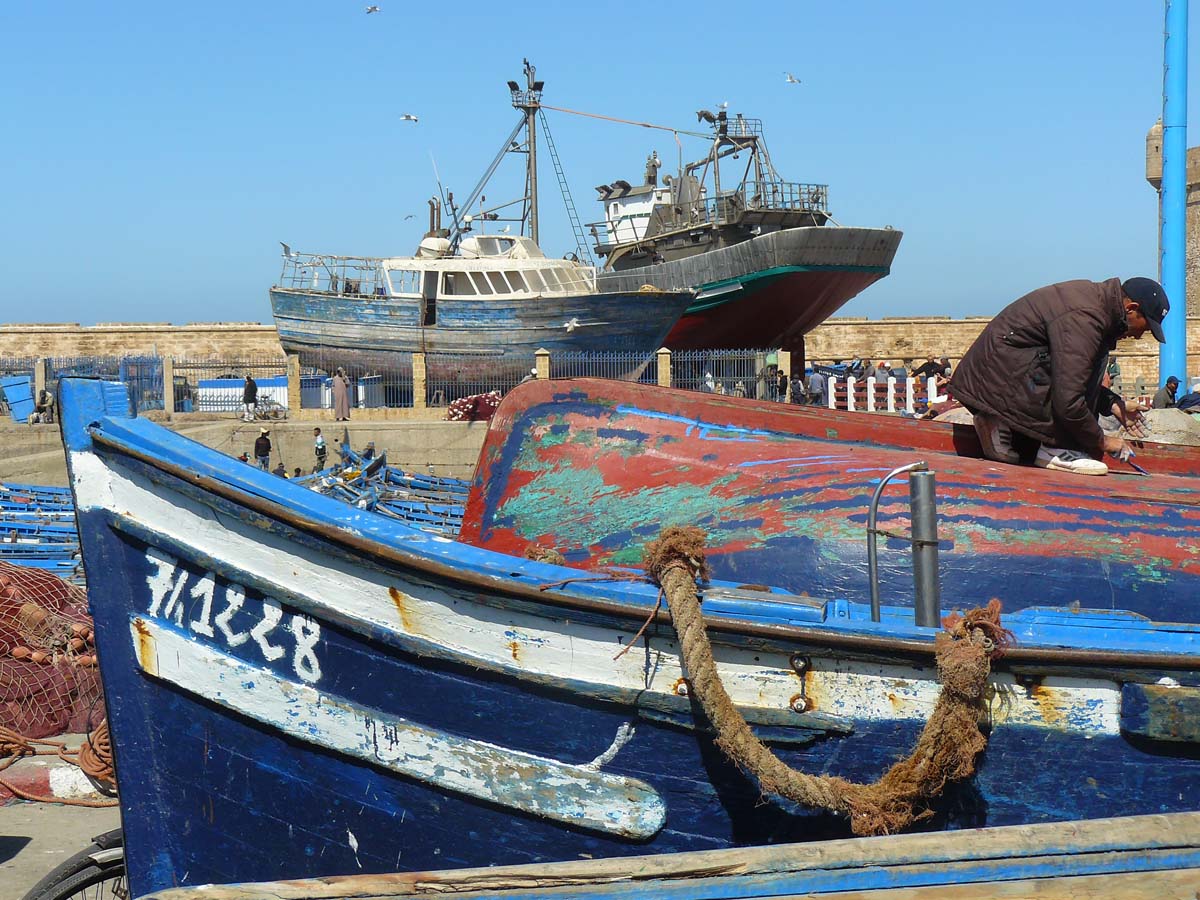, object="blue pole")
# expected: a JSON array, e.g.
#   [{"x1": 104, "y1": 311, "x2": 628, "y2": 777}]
[{"x1": 1159, "y1": 0, "x2": 1188, "y2": 385}]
